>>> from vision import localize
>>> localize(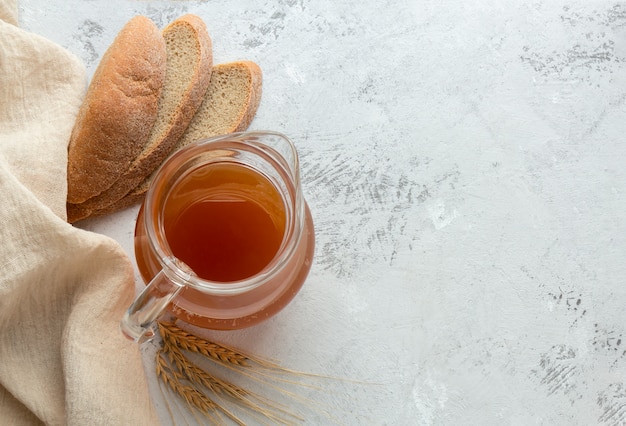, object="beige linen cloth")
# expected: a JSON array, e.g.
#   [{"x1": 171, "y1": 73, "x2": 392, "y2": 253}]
[{"x1": 0, "y1": 1, "x2": 159, "y2": 424}]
